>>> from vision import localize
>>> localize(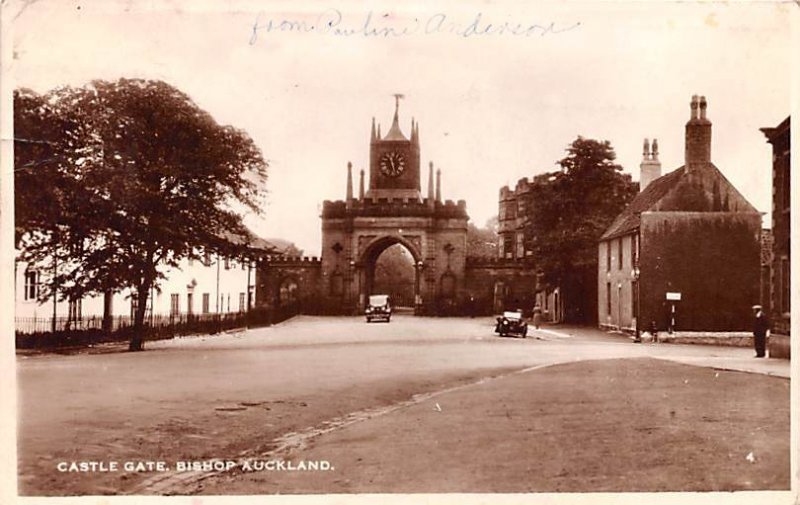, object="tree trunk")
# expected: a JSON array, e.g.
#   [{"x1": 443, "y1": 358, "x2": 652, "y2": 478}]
[
  {"x1": 102, "y1": 290, "x2": 113, "y2": 334},
  {"x1": 129, "y1": 277, "x2": 153, "y2": 351}
]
